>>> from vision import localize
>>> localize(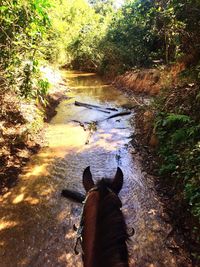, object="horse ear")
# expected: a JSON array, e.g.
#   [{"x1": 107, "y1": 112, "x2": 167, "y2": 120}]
[
  {"x1": 83, "y1": 166, "x2": 94, "y2": 192},
  {"x1": 112, "y1": 167, "x2": 123, "y2": 194}
]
